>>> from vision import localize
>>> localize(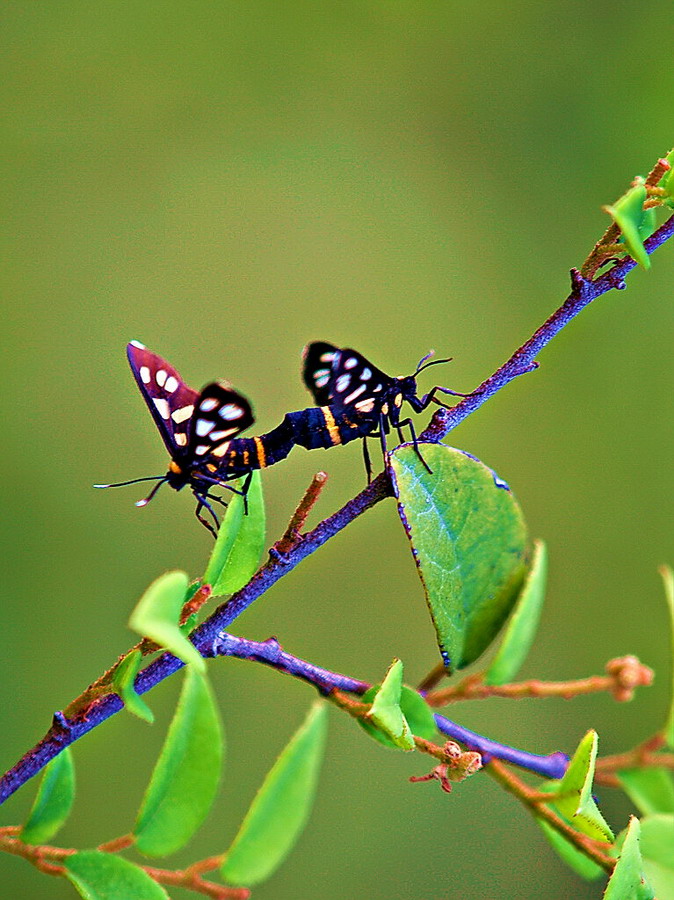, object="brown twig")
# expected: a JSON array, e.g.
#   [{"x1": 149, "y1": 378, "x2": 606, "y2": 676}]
[
  {"x1": 486, "y1": 759, "x2": 615, "y2": 873},
  {"x1": 0, "y1": 831, "x2": 248, "y2": 899},
  {"x1": 595, "y1": 733, "x2": 673, "y2": 786},
  {"x1": 272, "y1": 471, "x2": 329, "y2": 555},
  {"x1": 426, "y1": 656, "x2": 653, "y2": 706},
  {"x1": 416, "y1": 662, "x2": 448, "y2": 693}
]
